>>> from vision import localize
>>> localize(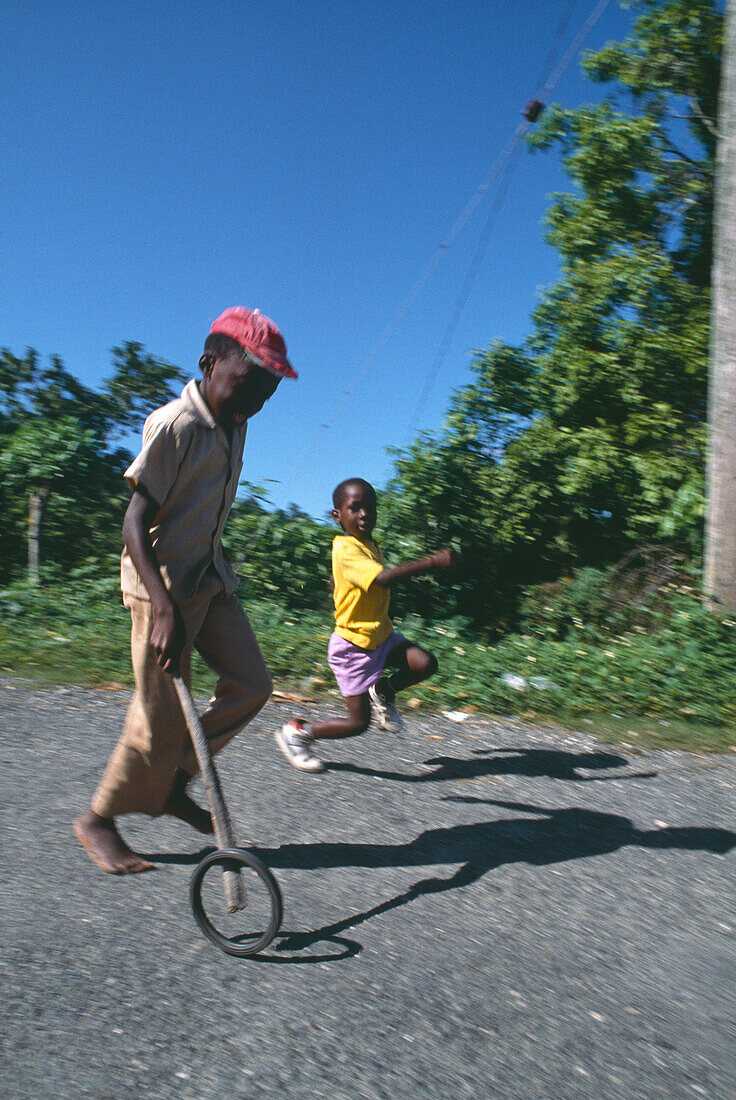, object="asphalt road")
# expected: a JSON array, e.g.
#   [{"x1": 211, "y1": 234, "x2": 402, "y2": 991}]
[{"x1": 2, "y1": 681, "x2": 735, "y2": 1099}]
